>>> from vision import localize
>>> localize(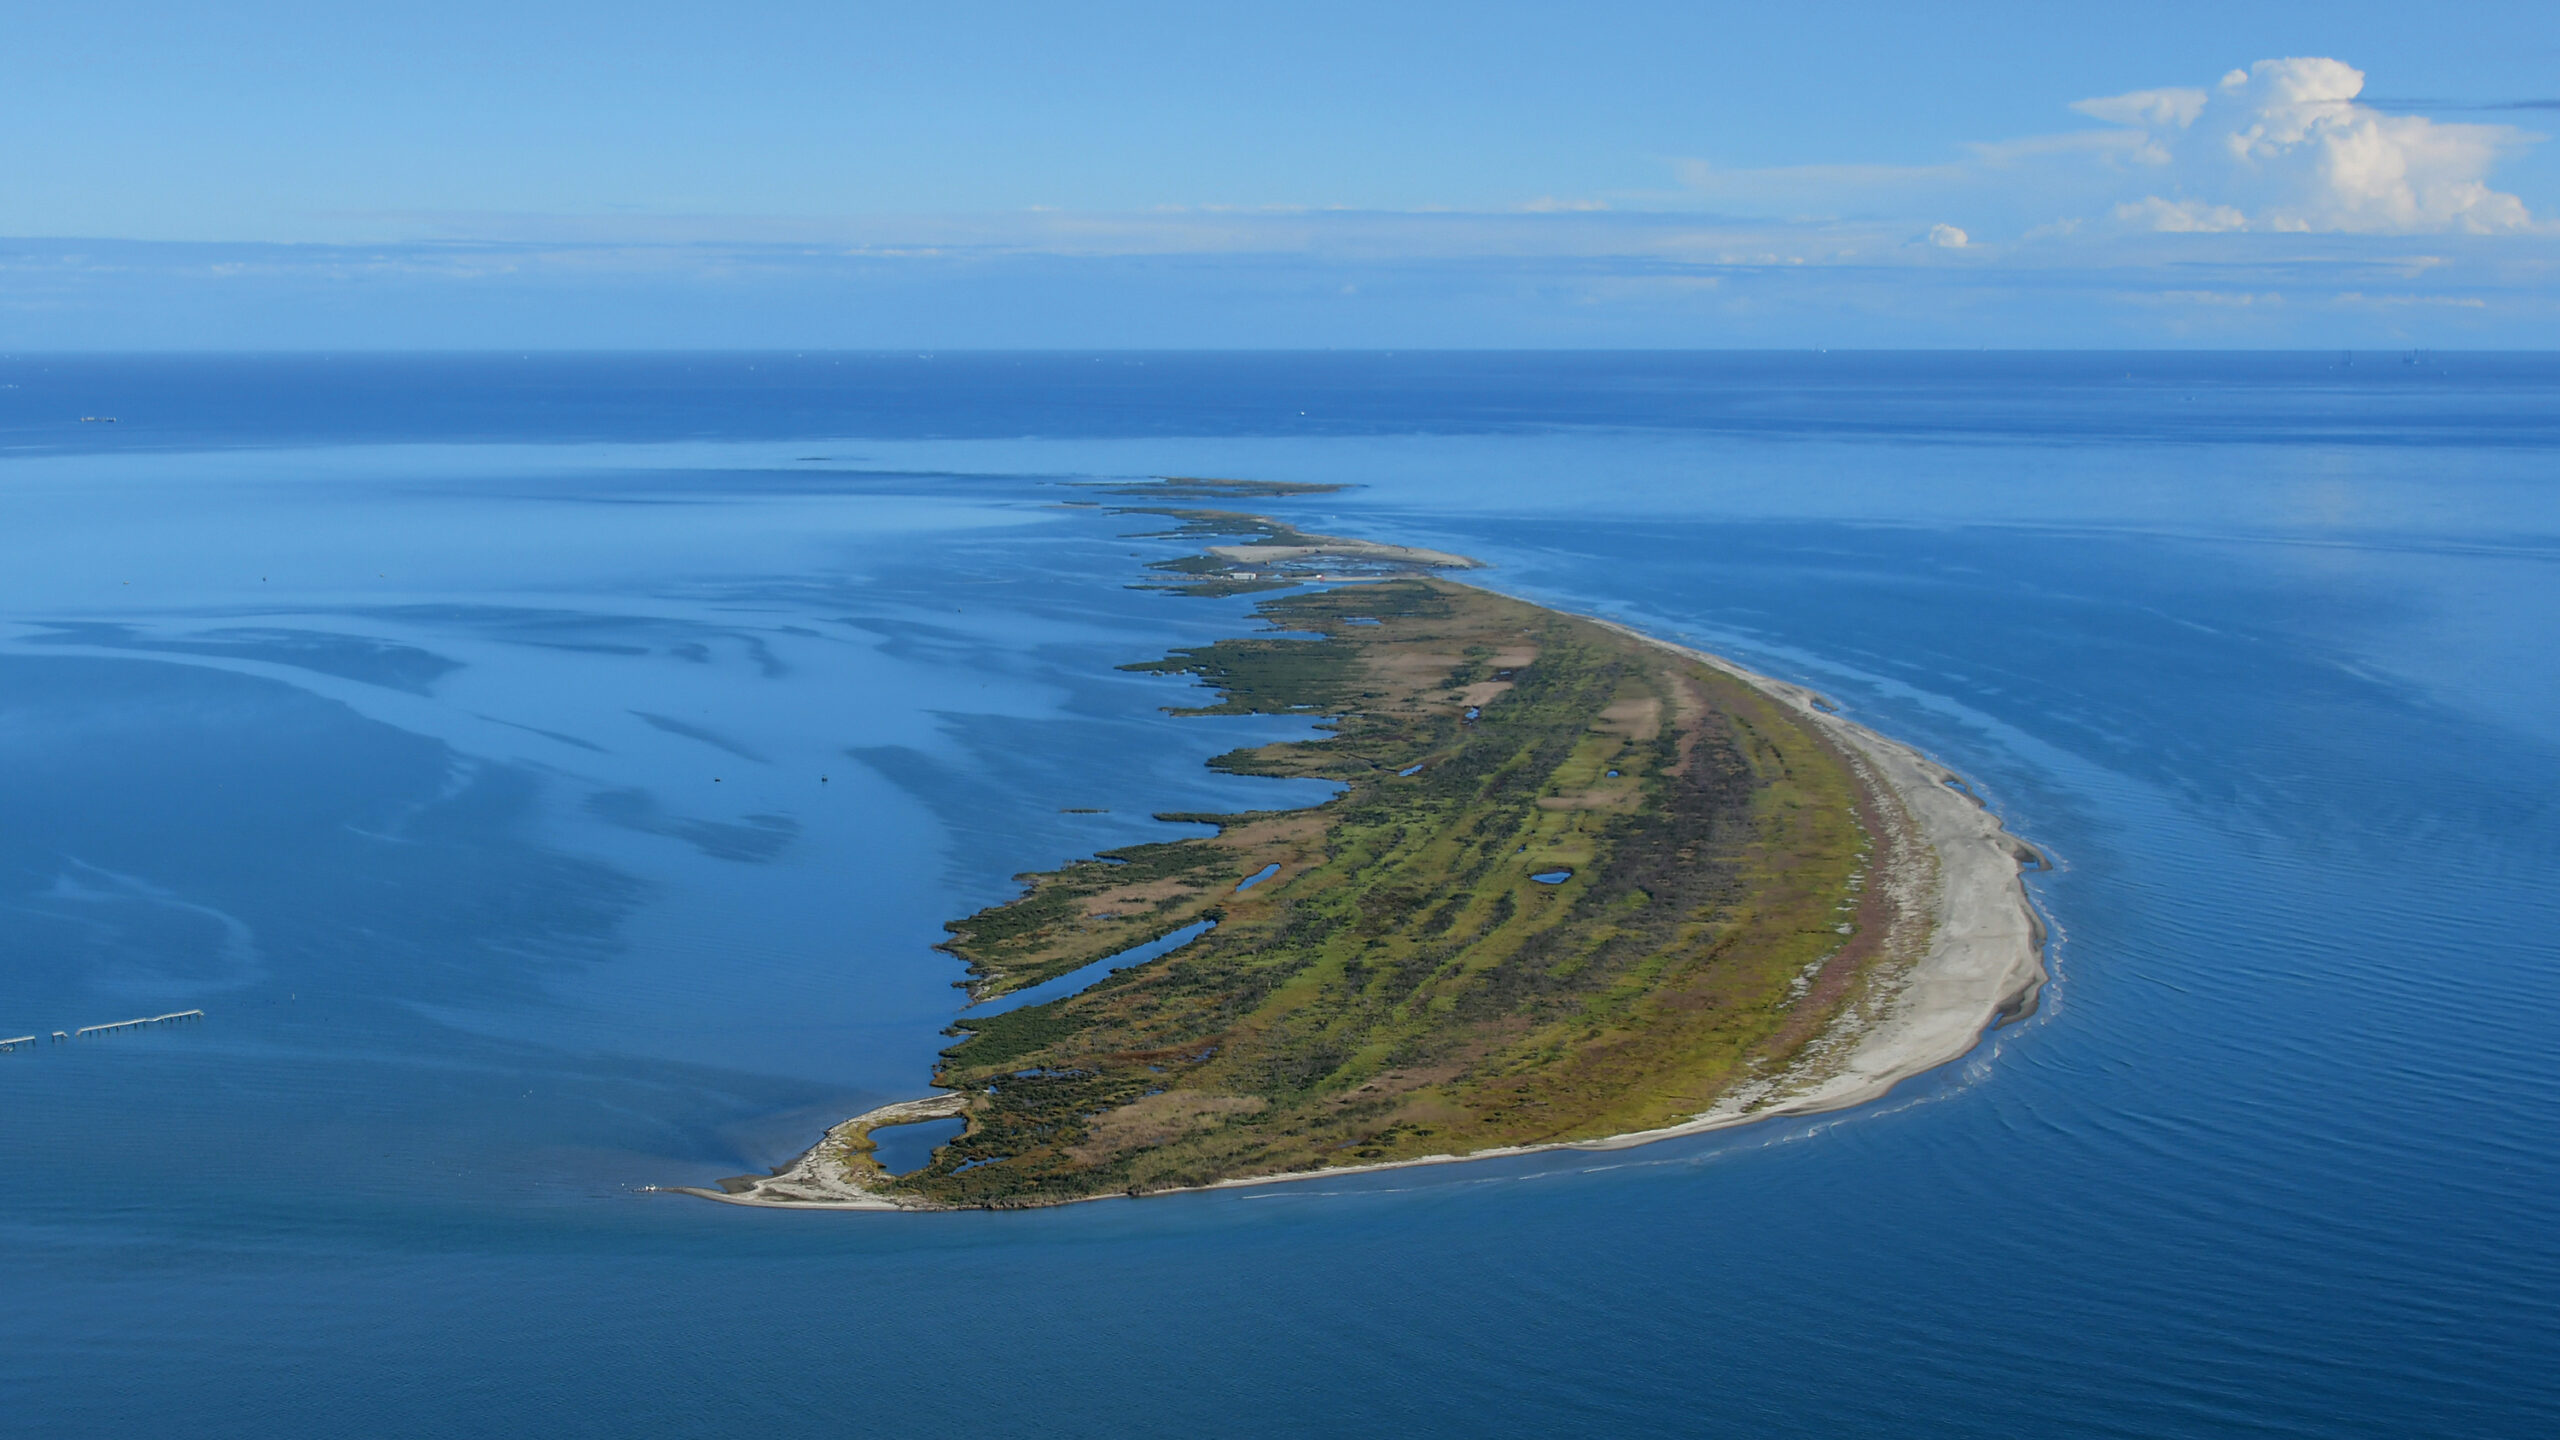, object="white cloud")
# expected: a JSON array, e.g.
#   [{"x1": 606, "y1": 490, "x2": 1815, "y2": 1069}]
[
  {"x1": 2111, "y1": 197, "x2": 2248, "y2": 232},
  {"x1": 2070, "y1": 87, "x2": 2208, "y2": 131},
  {"x1": 2081, "y1": 57, "x2": 2537, "y2": 234},
  {"x1": 1927, "y1": 224, "x2": 1970, "y2": 248},
  {"x1": 1673, "y1": 55, "x2": 2539, "y2": 244}
]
